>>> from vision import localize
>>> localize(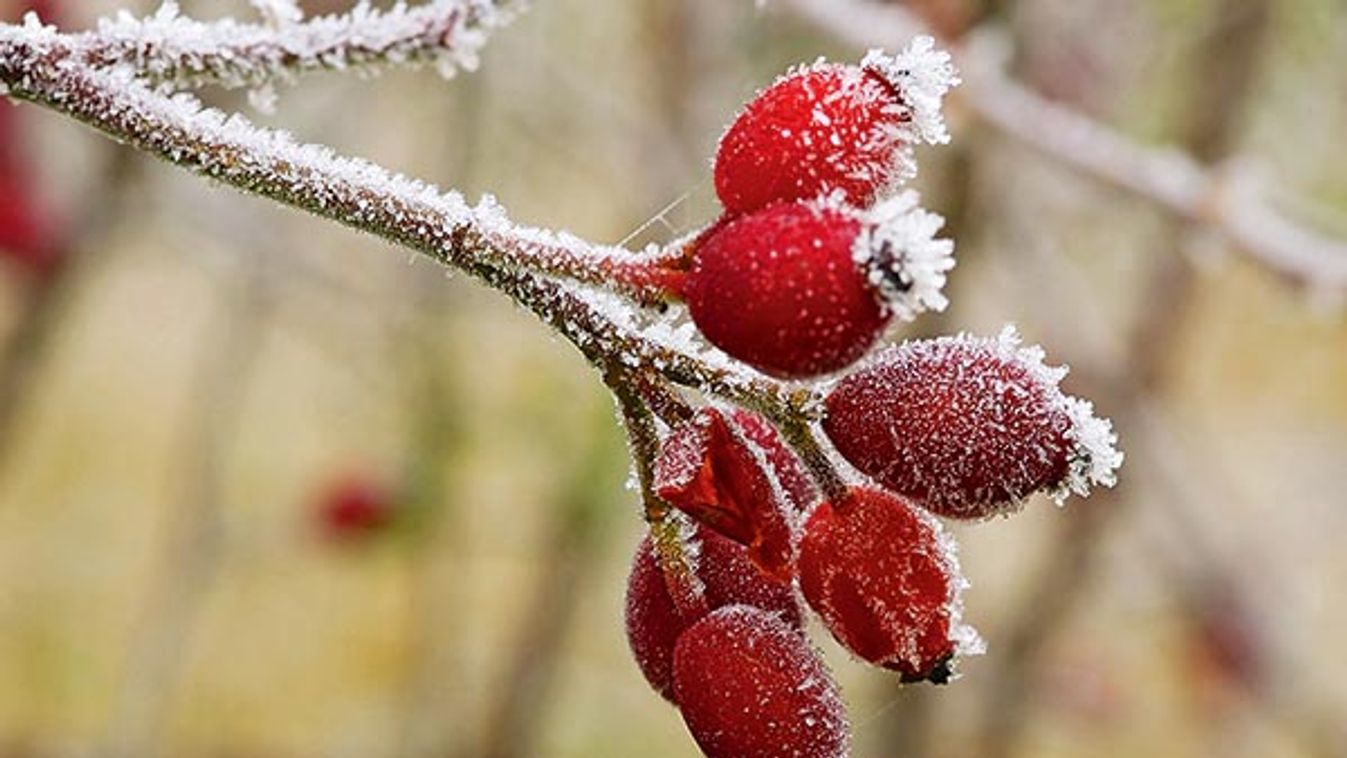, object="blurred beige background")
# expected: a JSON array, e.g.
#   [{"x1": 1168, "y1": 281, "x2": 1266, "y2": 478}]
[{"x1": 1, "y1": 0, "x2": 1345, "y2": 757}]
